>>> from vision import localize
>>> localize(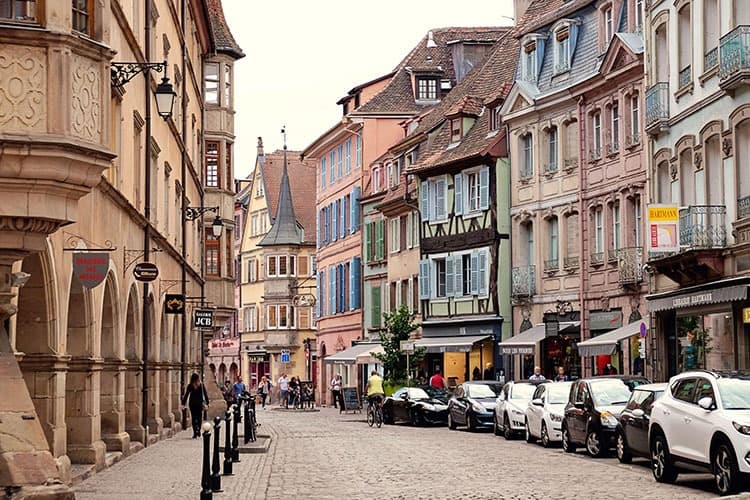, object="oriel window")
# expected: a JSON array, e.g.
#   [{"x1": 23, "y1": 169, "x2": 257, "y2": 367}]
[{"x1": 72, "y1": 0, "x2": 92, "y2": 35}]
